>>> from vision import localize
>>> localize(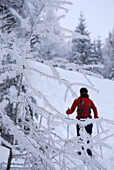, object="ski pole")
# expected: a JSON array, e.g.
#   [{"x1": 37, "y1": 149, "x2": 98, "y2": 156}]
[
  {"x1": 67, "y1": 114, "x2": 69, "y2": 140},
  {"x1": 96, "y1": 123, "x2": 103, "y2": 159}
]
